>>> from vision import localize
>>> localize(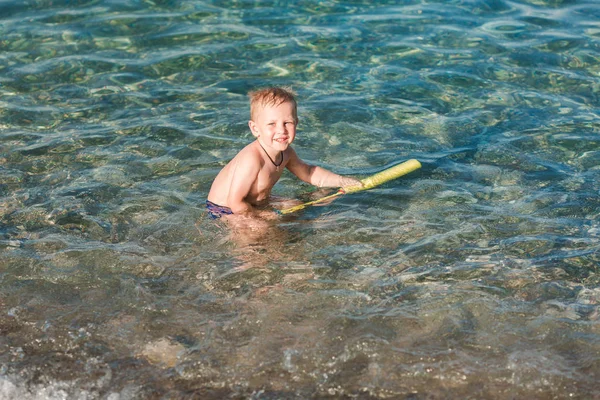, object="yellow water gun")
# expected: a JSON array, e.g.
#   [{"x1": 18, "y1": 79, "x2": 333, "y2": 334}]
[{"x1": 279, "y1": 159, "x2": 421, "y2": 214}]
